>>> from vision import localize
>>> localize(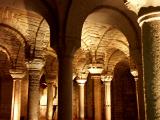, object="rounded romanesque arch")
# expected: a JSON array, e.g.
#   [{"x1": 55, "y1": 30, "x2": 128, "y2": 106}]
[
  {"x1": 0, "y1": 24, "x2": 26, "y2": 69},
  {"x1": 66, "y1": 0, "x2": 141, "y2": 65},
  {"x1": 0, "y1": 45, "x2": 11, "y2": 63},
  {"x1": 69, "y1": 0, "x2": 145, "y2": 118},
  {"x1": 23, "y1": 0, "x2": 59, "y2": 49}
]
